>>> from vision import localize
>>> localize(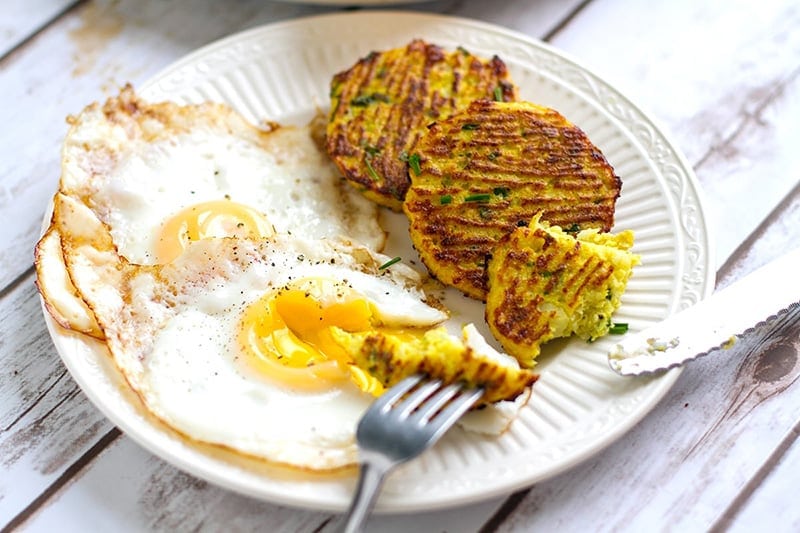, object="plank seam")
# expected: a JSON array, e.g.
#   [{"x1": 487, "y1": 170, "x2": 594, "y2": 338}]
[
  {"x1": 311, "y1": 516, "x2": 332, "y2": 532},
  {"x1": 542, "y1": 0, "x2": 594, "y2": 42},
  {"x1": 477, "y1": 490, "x2": 530, "y2": 532},
  {"x1": 1, "y1": 368, "x2": 69, "y2": 432},
  {"x1": 1, "y1": 427, "x2": 121, "y2": 532},
  {"x1": 717, "y1": 180, "x2": 800, "y2": 286},
  {"x1": 0, "y1": 0, "x2": 86, "y2": 66},
  {"x1": 708, "y1": 417, "x2": 800, "y2": 532},
  {"x1": 0, "y1": 266, "x2": 34, "y2": 303}
]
